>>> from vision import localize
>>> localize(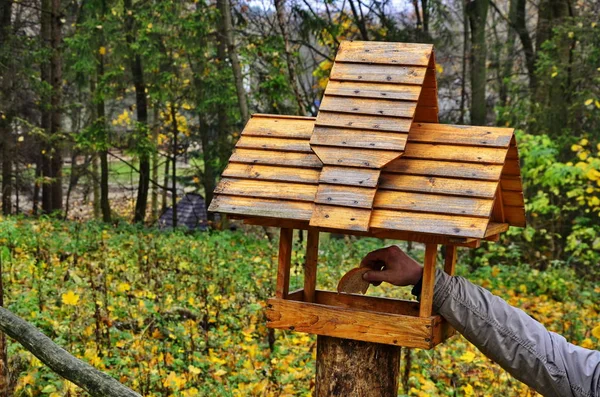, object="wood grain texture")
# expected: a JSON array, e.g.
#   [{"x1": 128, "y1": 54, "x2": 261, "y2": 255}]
[
  {"x1": 413, "y1": 106, "x2": 438, "y2": 123},
  {"x1": 504, "y1": 205, "x2": 527, "y2": 227},
  {"x1": 492, "y1": 186, "x2": 506, "y2": 223},
  {"x1": 312, "y1": 290, "x2": 420, "y2": 316},
  {"x1": 419, "y1": 244, "x2": 437, "y2": 317},
  {"x1": 325, "y1": 80, "x2": 421, "y2": 101},
  {"x1": 384, "y1": 159, "x2": 504, "y2": 181},
  {"x1": 242, "y1": 115, "x2": 315, "y2": 139},
  {"x1": 330, "y1": 62, "x2": 427, "y2": 85},
  {"x1": 408, "y1": 123, "x2": 513, "y2": 148},
  {"x1": 276, "y1": 228, "x2": 293, "y2": 299},
  {"x1": 485, "y1": 222, "x2": 509, "y2": 237},
  {"x1": 310, "y1": 205, "x2": 372, "y2": 232},
  {"x1": 312, "y1": 146, "x2": 402, "y2": 168},
  {"x1": 315, "y1": 111, "x2": 412, "y2": 133},
  {"x1": 208, "y1": 195, "x2": 313, "y2": 220},
  {"x1": 303, "y1": 230, "x2": 319, "y2": 303},
  {"x1": 318, "y1": 166, "x2": 380, "y2": 188},
  {"x1": 444, "y1": 245, "x2": 457, "y2": 276},
  {"x1": 235, "y1": 135, "x2": 312, "y2": 153},
  {"x1": 379, "y1": 174, "x2": 499, "y2": 198},
  {"x1": 370, "y1": 210, "x2": 489, "y2": 239},
  {"x1": 266, "y1": 298, "x2": 439, "y2": 348},
  {"x1": 222, "y1": 163, "x2": 319, "y2": 185},
  {"x1": 320, "y1": 95, "x2": 416, "y2": 118},
  {"x1": 404, "y1": 143, "x2": 509, "y2": 164},
  {"x1": 315, "y1": 184, "x2": 377, "y2": 209},
  {"x1": 373, "y1": 190, "x2": 494, "y2": 217},
  {"x1": 315, "y1": 335, "x2": 400, "y2": 397},
  {"x1": 230, "y1": 148, "x2": 322, "y2": 168},
  {"x1": 502, "y1": 190, "x2": 525, "y2": 207},
  {"x1": 310, "y1": 126, "x2": 408, "y2": 151},
  {"x1": 500, "y1": 176, "x2": 523, "y2": 191},
  {"x1": 335, "y1": 41, "x2": 433, "y2": 66},
  {"x1": 214, "y1": 178, "x2": 317, "y2": 202}
]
